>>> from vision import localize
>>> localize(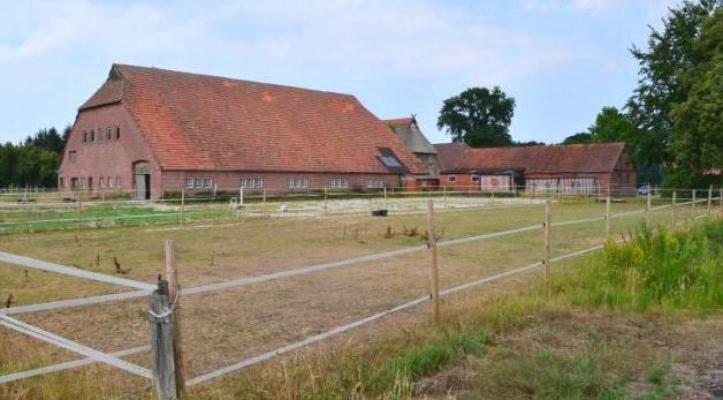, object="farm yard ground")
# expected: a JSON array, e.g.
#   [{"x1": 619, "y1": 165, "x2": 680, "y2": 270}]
[{"x1": 0, "y1": 195, "x2": 716, "y2": 398}]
